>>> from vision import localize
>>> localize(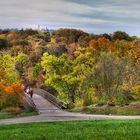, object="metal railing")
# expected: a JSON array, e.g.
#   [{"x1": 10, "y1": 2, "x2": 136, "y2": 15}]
[
  {"x1": 23, "y1": 93, "x2": 37, "y2": 112},
  {"x1": 33, "y1": 88, "x2": 67, "y2": 109}
]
